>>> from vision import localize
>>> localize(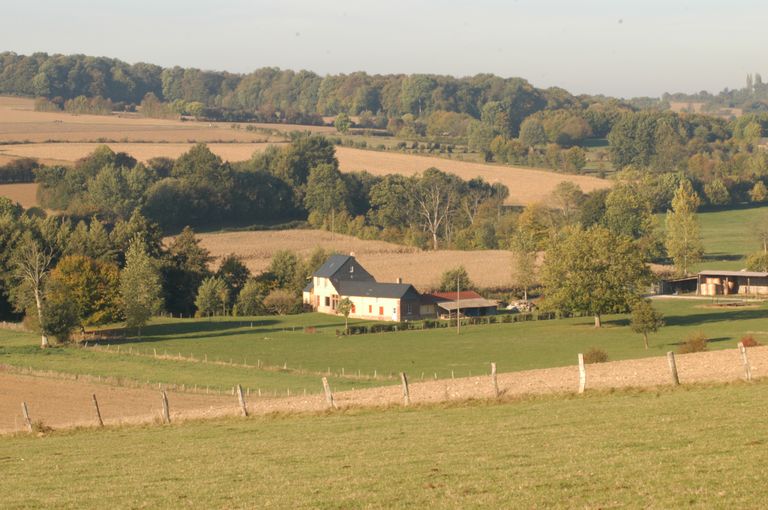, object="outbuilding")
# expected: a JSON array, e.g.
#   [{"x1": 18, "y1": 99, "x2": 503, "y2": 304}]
[{"x1": 697, "y1": 270, "x2": 768, "y2": 296}]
